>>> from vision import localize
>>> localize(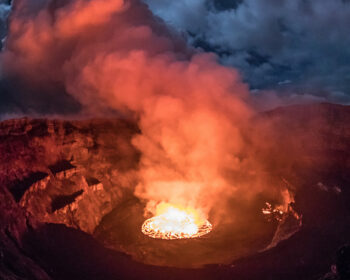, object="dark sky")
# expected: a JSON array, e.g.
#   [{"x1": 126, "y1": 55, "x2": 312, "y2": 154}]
[{"x1": 144, "y1": 0, "x2": 350, "y2": 104}]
